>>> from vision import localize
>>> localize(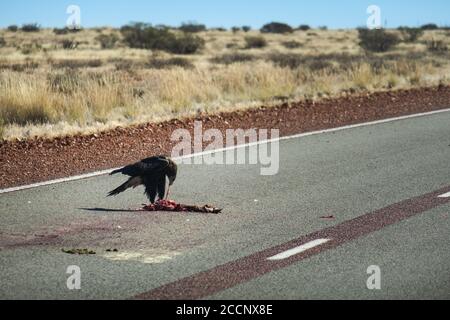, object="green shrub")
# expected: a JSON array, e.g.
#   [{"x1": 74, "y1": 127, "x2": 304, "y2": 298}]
[
  {"x1": 231, "y1": 26, "x2": 241, "y2": 33},
  {"x1": 261, "y1": 22, "x2": 293, "y2": 34},
  {"x1": 61, "y1": 39, "x2": 79, "y2": 50},
  {"x1": 96, "y1": 34, "x2": 119, "y2": 49},
  {"x1": 7, "y1": 25, "x2": 18, "y2": 32},
  {"x1": 421, "y1": 23, "x2": 439, "y2": 30},
  {"x1": 244, "y1": 36, "x2": 267, "y2": 49},
  {"x1": 298, "y1": 24, "x2": 311, "y2": 31},
  {"x1": 282, "y1": 41, "x2": 303, "y2": 49},
  {"x1": 168, "y1": 33, "x2": 205, "y2": 54},
  {"x1": 146, "y1": 57, "x2": 194, "y2": 69},
  {"x1": 426, "y1": 40, "x2": 448, "y2": 53},
  {"x1": 179, "y1": 22, "x2": 206, "y2": 33},
  {"x1": 242, "y1": 26, "x2": 251, "y2": 32},
  {"x1": 53, "y1": 28, "x2": 69, "y2": 35},
  {"x1": 357, "y1": 28, "x2": 399, "y2": 52},
  {"x1": 121, "y1": 23, "x2": 204, "y2": 54},
  {"x1": 53, "y1": 27, "x2": 82, "y2": 35},
  {"x1": 267, "y1": 53, "x2": 303, "y2": 69},
  {"x1": 52, "y1": 59, "x2": 102, "y2": 69},
  {"x1": 399, "y1": 27, "x2": 424, "y2": 42},
  {"x1": 0, "y1": 62, "x2": 39, "y2": 72},
  {"x1": 21, "y1": 23, "x2": 40, "y2": 32},
  {"x1": 210, "y1": 53, "x2": 257, "y2": 65},
  {"x1": 114, "y1": 60, "x2": 135, "y2": 71},
  {"x1": 0, "y1": 37, "x2": 6, "y2": 48},
  {"x1": 226, "y1": 42, "x2": 239, "y2": 49},
  {"x1": 20, "y1": 43, "x2": 42, "y2": 55},
  {"x1": 267, "y1": 53, "x2": 337, "y2": 70}
]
